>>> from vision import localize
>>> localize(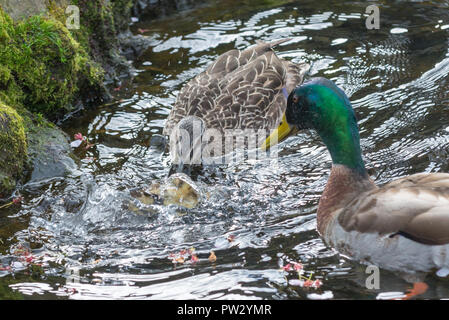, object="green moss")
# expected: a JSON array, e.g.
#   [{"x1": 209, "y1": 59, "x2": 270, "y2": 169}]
[
  {"x1": 111, "y1": 0, "x2": 134, "y2": 33},
  {"x1": 47, "y1": 0, "x2": 134, "y2": 69},
  {"x1": 64, "y1": 0, "x2": 132, "y2": 83},
  {"x1": 0, "y1": 7, "x2": 104, "y2": 119},
  {"x1": 0, "y1": 1, "x2": 137, "y2": 196},
  {"x1": 0, "y1": 64, "x2": 24, "y2": 108},
  {"x1": 0, "y1": 102, "x2": 27, "y2": 196},
  {"x1": 67, "y1": 0, "x2": 116, "y2": 62},
  {"x1": 0, "y1": 6, "x2": 14, "y2": 39}
]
